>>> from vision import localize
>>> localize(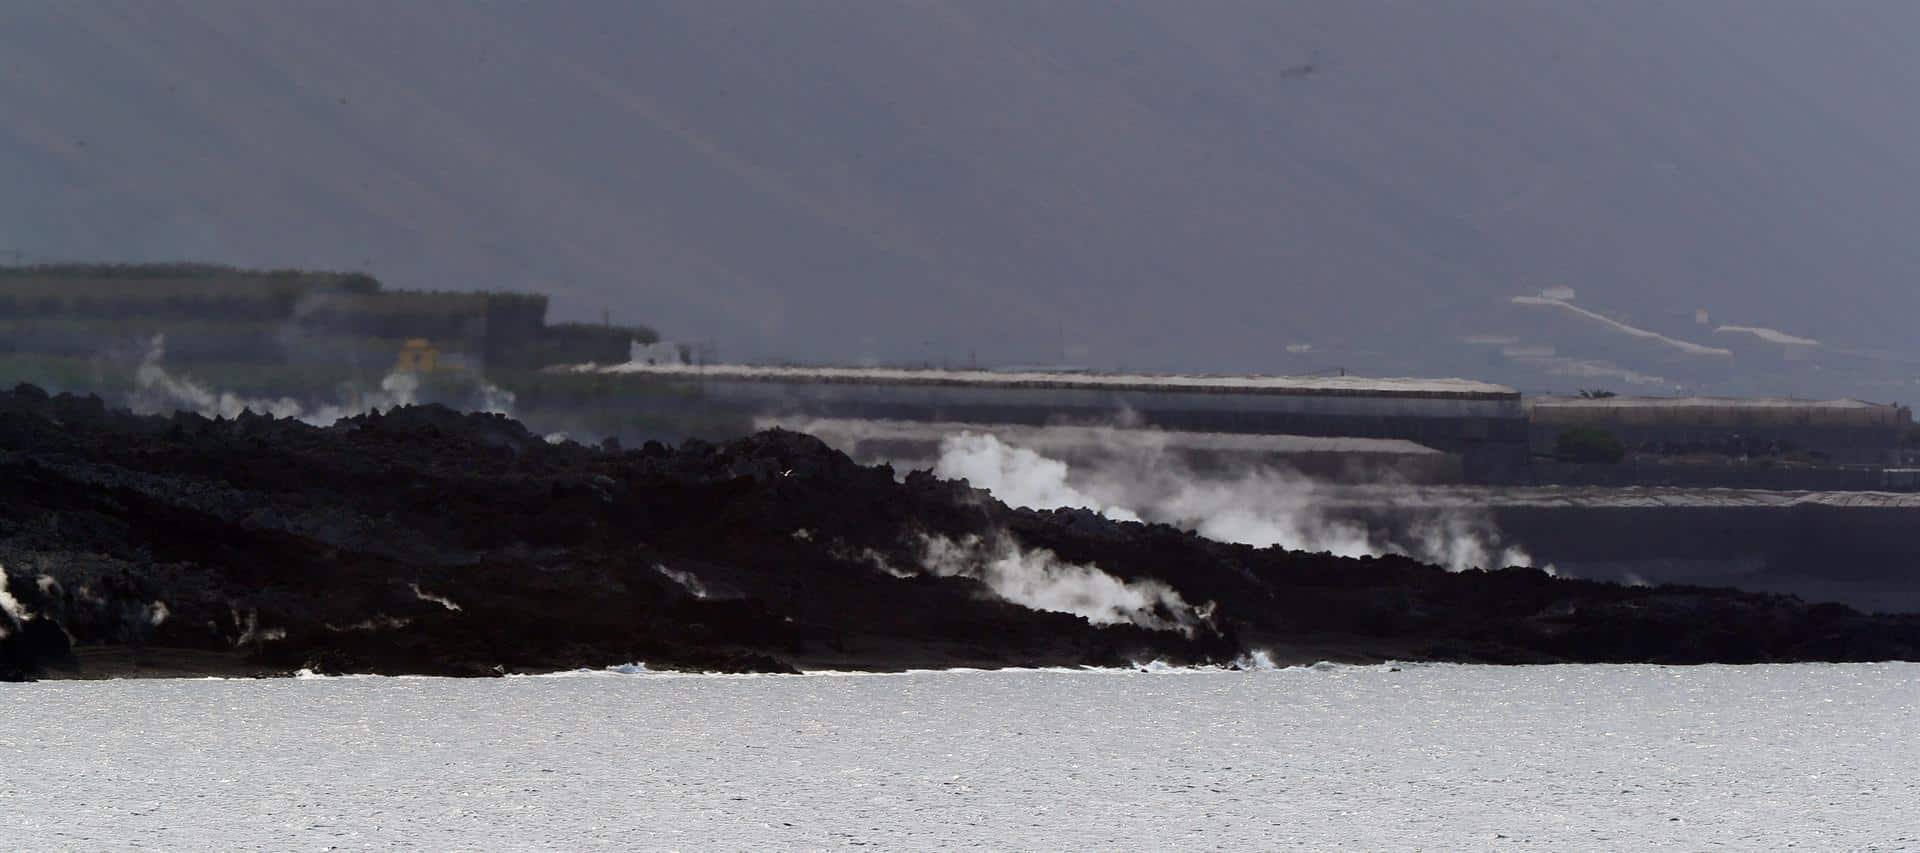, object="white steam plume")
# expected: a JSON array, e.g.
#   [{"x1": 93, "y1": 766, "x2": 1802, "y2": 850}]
[
  {"x1": 655, "y1": 564, "x2": 711, "y2": 599},
  {"x1": 932, "y1": 433, "x2": 1139, "y2": 521},
  {"x1": 474, "y1": 379, "x2": 518, "y2": 415},
  {"x1": 933, "y1": 431, "x2": 1541, "y2": 574},
  {"x1": 133, "y1": 336, "x2": 308, "y2": 420},
  {"x1": 325, "y1": 615, "x2": 412, "y2": 632},
  {"x1": 230, "y1": 607, "x2": 285, "y2": 646},
  {"x1": 914, "y1": 533, "x2": 1211, "y2": 636},
  {"x1": 410, "y1": 583, "x2": 462, "y2": 611},
  {"x1": 0, "y1": 565, "x2": 31, "y2": 637},
  {"x1": 130, "y1": 335, "x2": 514, "y2": 426}
]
